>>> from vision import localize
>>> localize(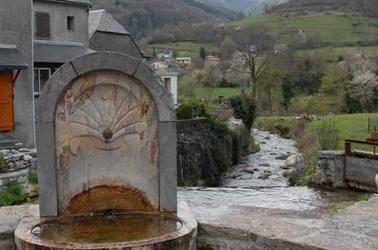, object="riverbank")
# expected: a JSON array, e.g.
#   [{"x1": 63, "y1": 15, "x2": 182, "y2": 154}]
[{"x1": 178, "y1": 129, "x2": 375, "y2": 249}]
